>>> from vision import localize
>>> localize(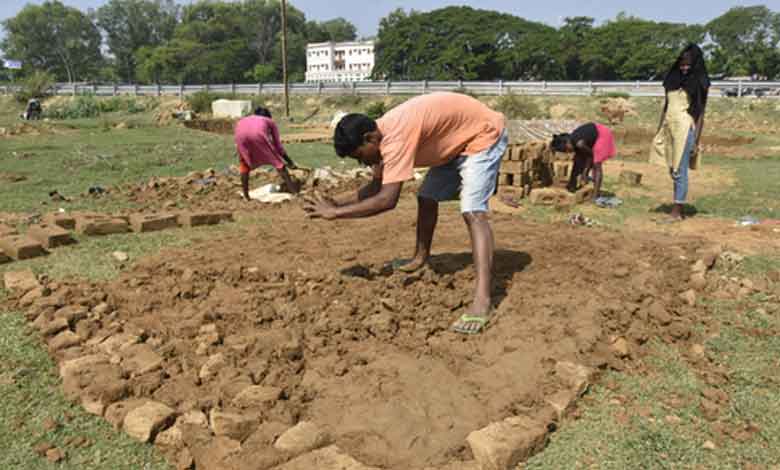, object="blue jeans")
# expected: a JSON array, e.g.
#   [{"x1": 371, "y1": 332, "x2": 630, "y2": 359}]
[
  {"x1": 418, "y1": 129, "x2": 509, "y2": 212},
  {"x1": 671, "y1": 127, "x2": 696, "y2": 204}
]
